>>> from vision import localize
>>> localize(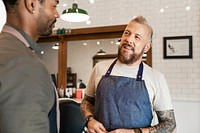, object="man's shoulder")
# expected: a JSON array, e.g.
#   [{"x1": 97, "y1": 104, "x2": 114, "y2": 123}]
[
  {"x1": 143, "y1": 63, "x2": 164, "y2": 79},
  {"x1": 0, "y1": 33, "x2": 25, "y2": 50},
  {"x1": 0, "y1": 34, "x2": 33, "y2": 66}
]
